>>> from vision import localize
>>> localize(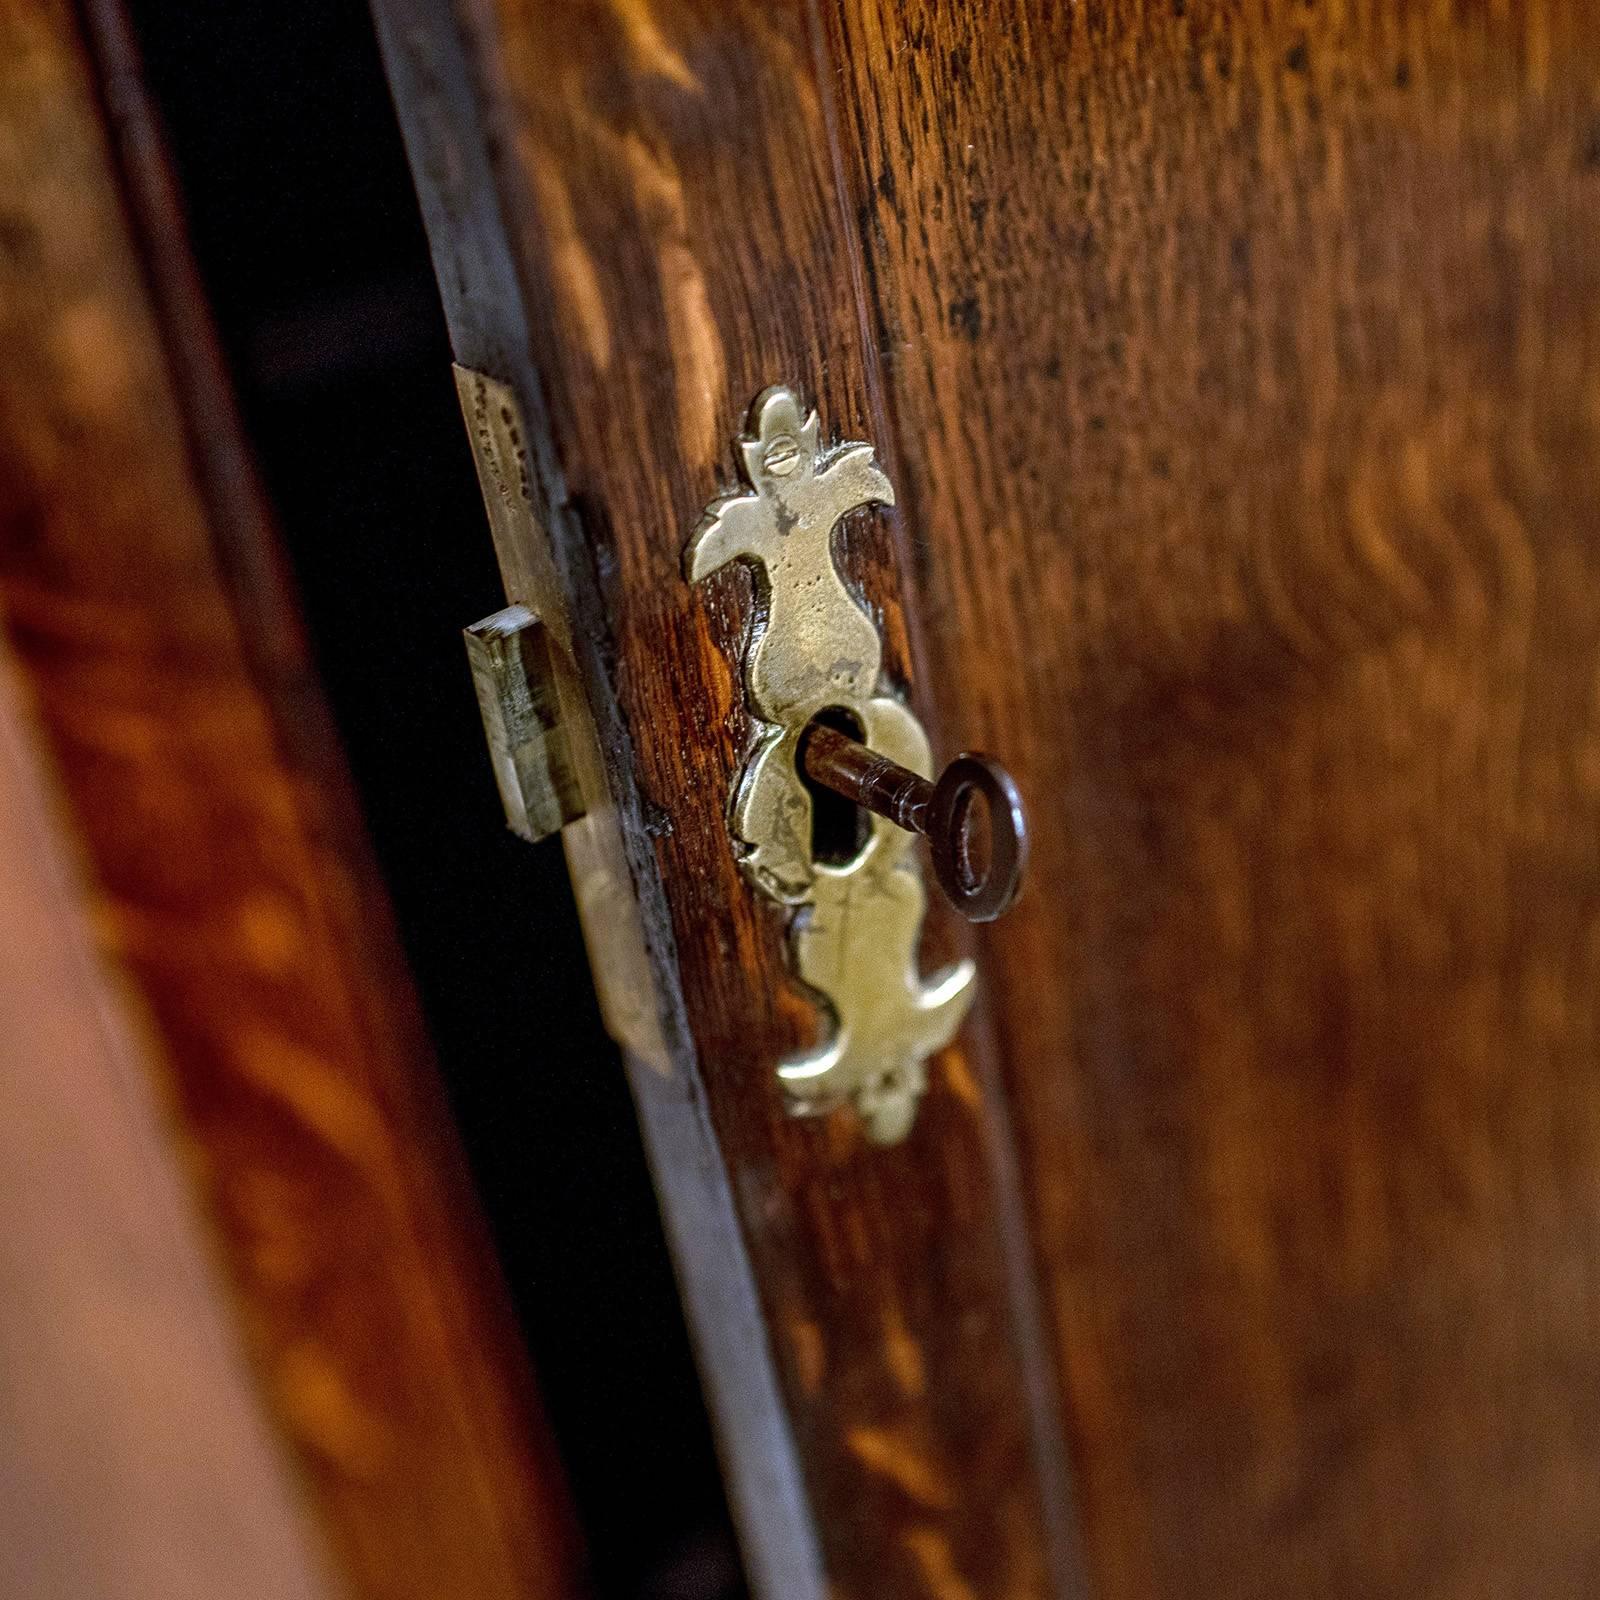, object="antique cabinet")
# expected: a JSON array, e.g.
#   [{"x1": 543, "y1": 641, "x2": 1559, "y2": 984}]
[
  {"x1": 370, "y1": 4, "x2": 1600, "y2": 1597},
  {"x1": 6, "y1": 2, "x2": 1600, "y2": 1598}
]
